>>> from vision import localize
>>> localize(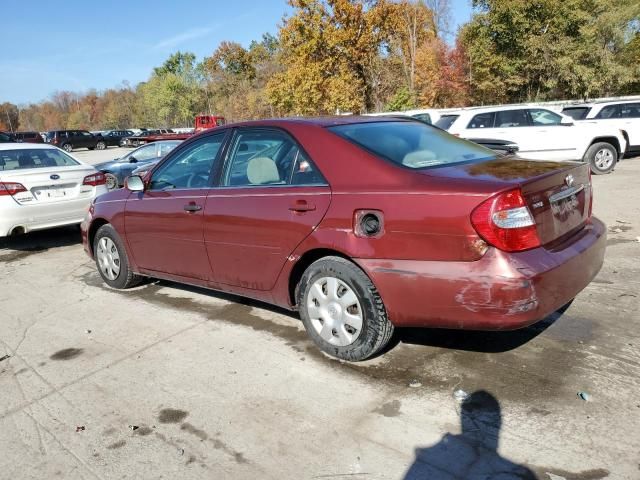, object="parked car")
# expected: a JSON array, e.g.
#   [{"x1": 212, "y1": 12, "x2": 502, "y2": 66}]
[
  {"x1": 45, "y1": 130, "x2": 107, "y2": 152},
  {"x1": 81, "y1": 117, "x2": 605, "y2": 361},
  {"x1": 0, "y1": 131, "x2": 15, "y2": 143},
  {"x1": 0, "y1": 143, "x2": 107, "y2": 236},
  {"x1": 94, "y1": 140, "x2": 181, "y2": 190},
  {"x1": 100, "y1": 130, "x2": 135, "y2": 147},
  {"x1": 122, "y1": 130, "x2": 160, "y2": 148},
  {"x1": 13, "y1": 131, "x2": 44, "y2": 143},
  {"x1": 436, "y1": 106, "x2": 627, "y2": 174},
  {"x1": 562, "y1": 100, "x2": 640, "y2": 157},
  {"x1": 367, "y1": 108, "x2": 442, "y2": 125}
]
